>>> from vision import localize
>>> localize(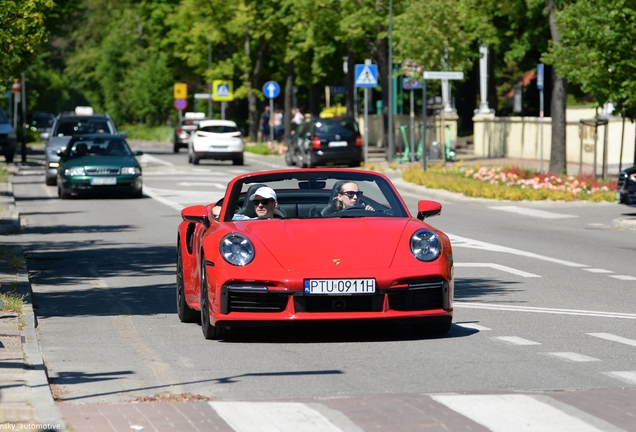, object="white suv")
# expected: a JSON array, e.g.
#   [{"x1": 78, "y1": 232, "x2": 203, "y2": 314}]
[{"x1": 187, "y1": 120, "x2": 244, "y2": 165}]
